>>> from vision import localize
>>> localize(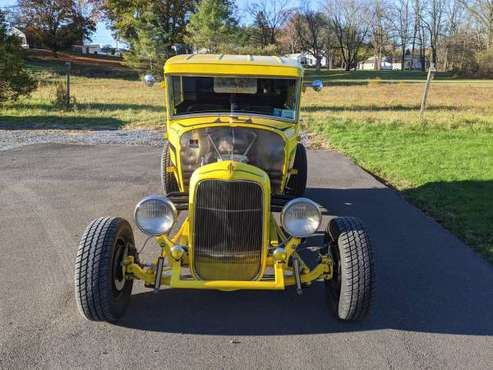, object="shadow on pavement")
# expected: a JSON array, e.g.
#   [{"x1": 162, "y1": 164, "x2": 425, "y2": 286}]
[
  {"x1": 402, "y1": 180, "x2": 493, "y2": 263},
  {"x1": 118, "y1": 186, "x2": 493, "y2": 336}
]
